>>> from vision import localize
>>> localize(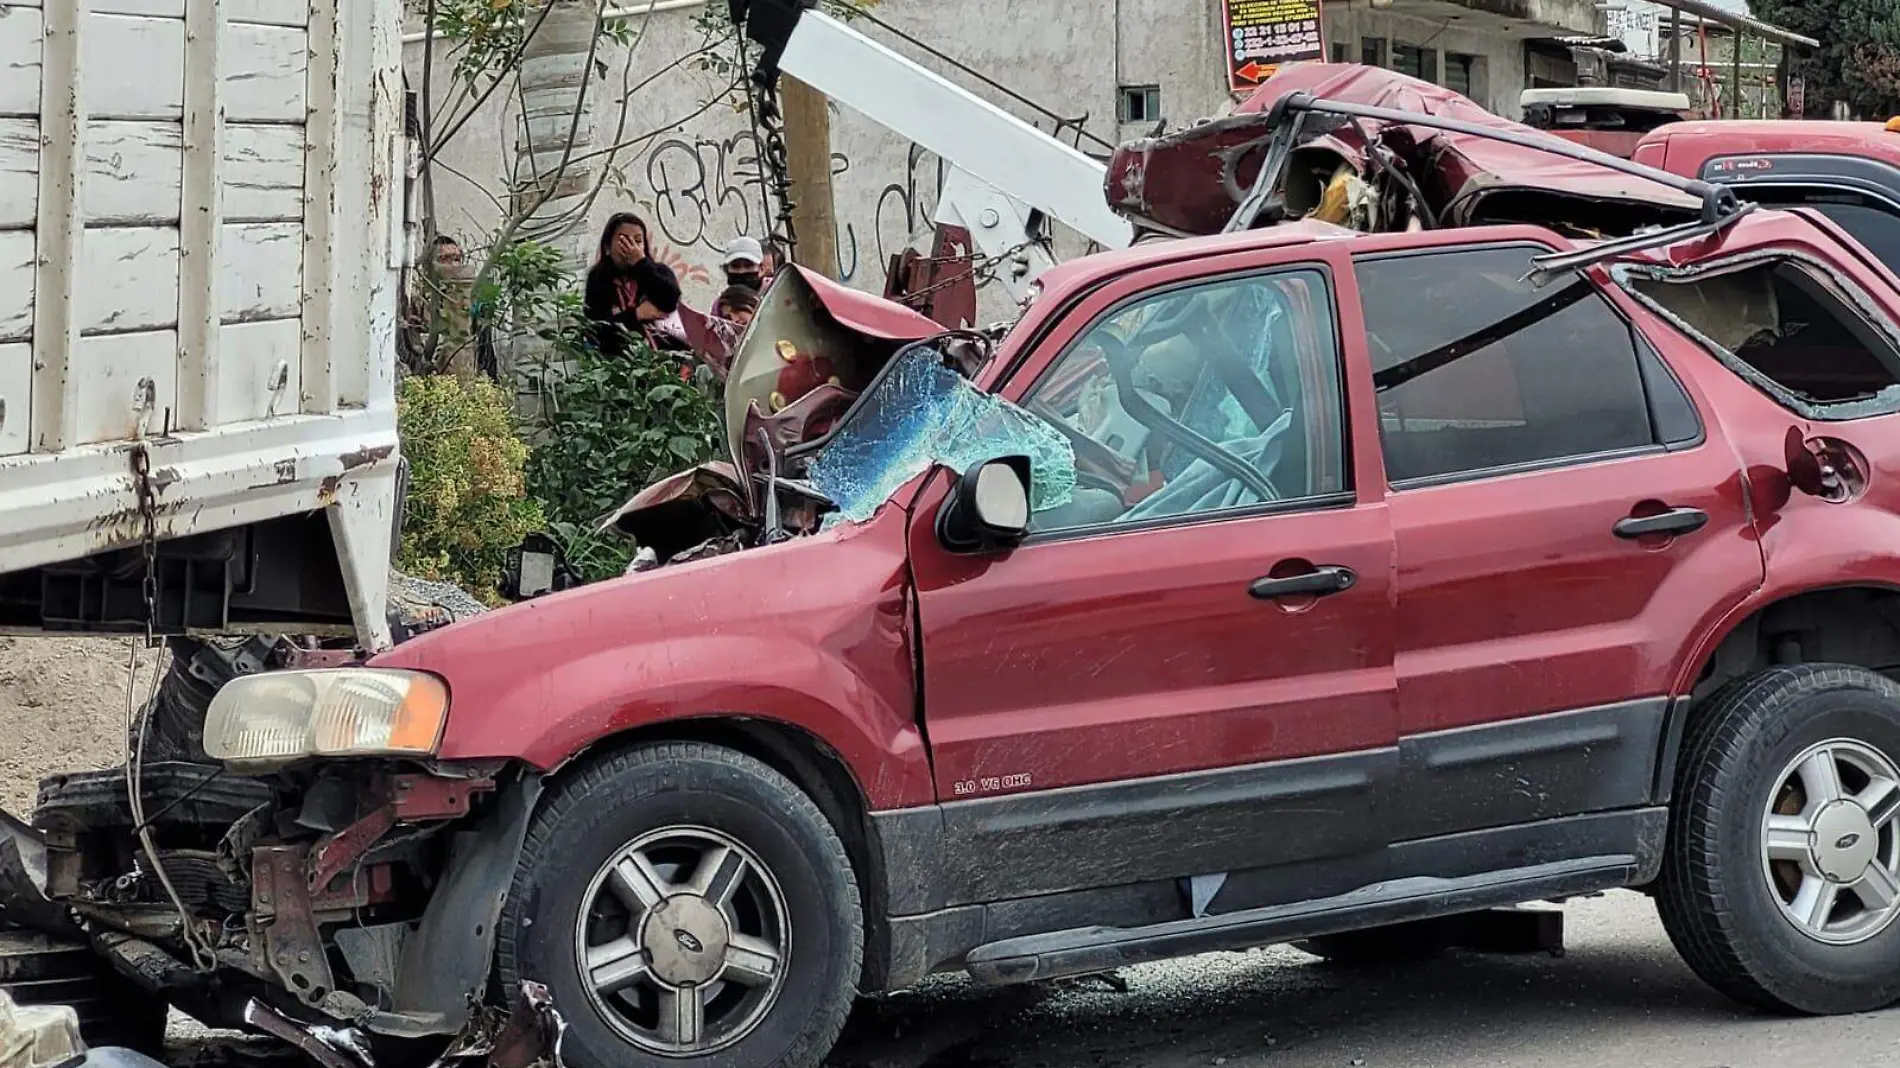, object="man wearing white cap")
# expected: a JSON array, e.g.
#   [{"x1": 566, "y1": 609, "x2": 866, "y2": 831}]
[{"x1": 721, "y1": 236, "x2": 767, "y2": 292}]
